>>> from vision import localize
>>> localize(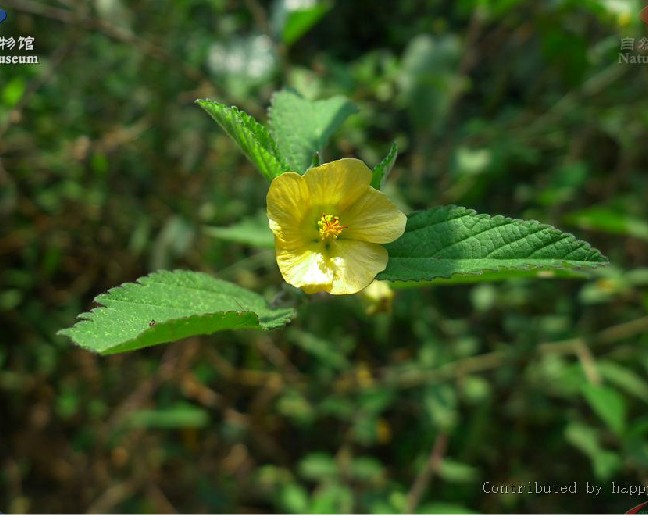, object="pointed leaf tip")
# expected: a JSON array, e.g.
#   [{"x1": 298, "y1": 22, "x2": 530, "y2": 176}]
[
  {"x1": 380, "y1": 205, "x2": 608, "y2": 282},
  {"x1": 59, "y1": 270, "x2": 295, "y2": 355},
  {"x1": 197, "y1": 99, "x2": 288, "y2": 181}
]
